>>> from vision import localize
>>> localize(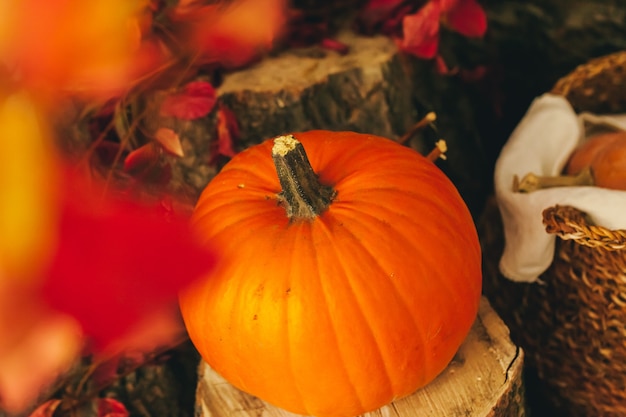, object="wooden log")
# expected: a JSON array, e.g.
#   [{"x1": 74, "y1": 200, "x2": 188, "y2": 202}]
[
  {"x1": 217, "y1": 31, "x2": 418, "y2": 149},
  {"x1": 194, "y1": 297, "x2": 525, "y2": 417},
  {"x1": 157, "y1": 29, "x2": 490, "y2": 215}
]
